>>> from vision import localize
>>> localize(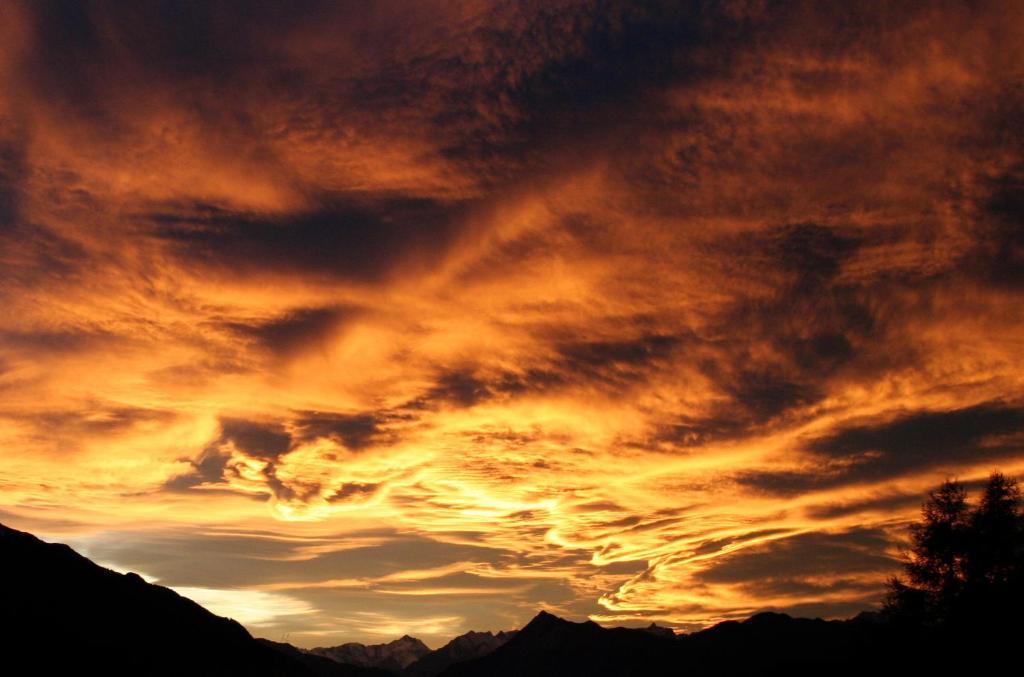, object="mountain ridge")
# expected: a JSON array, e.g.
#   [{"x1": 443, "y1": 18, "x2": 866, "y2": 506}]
[
  {"x1": 0, "y1": 521, "x2": 389, "y2": 677},
  {"x1": 402, "y1": 629, "x2": 517, "y2": 677},
  {"x1": 310, "y1": 635, "x2": 430, "y2": 672},
  {"x1": 1, "y1": 521, "x2": 1004, "y2": 676}
]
